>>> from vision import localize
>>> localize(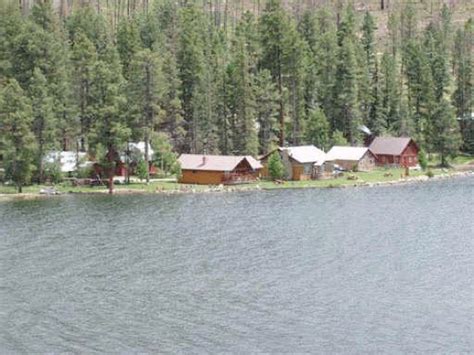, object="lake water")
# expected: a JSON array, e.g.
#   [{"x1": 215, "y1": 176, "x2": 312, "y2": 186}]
[{"x1": 1, "y1": 177, "x2": 473, "y2": 353}]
